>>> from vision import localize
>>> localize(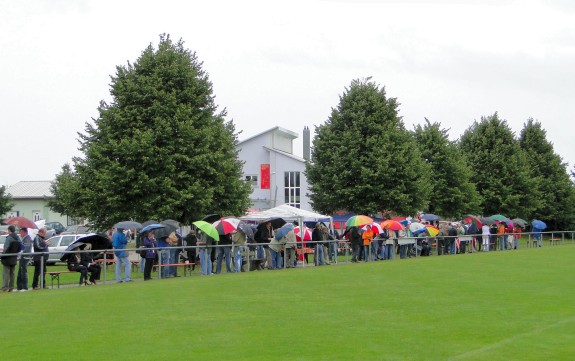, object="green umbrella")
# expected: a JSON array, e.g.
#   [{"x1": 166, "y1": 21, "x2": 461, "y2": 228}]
[{"x1": 192, "y1": 220, "x2": 220, "y2": 241}]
